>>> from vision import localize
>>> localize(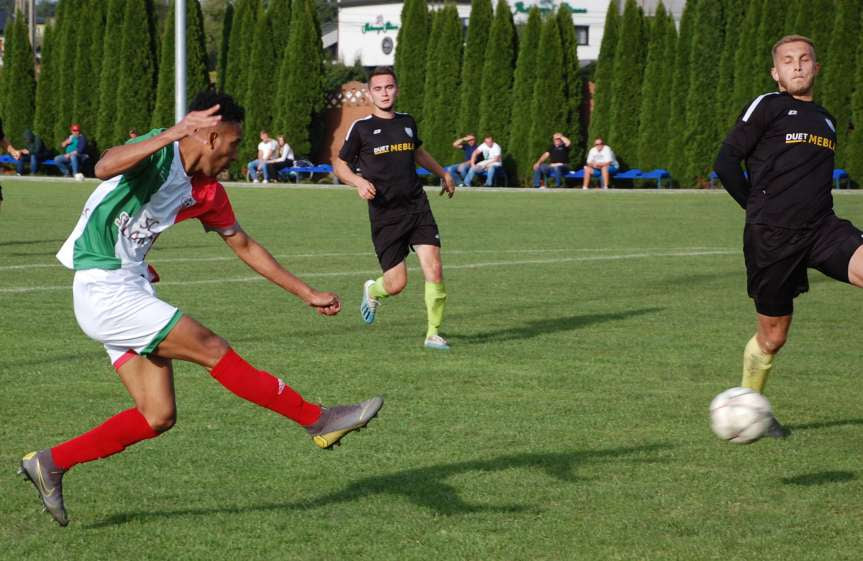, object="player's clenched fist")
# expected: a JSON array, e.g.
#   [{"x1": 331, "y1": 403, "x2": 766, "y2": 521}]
[{"x1": 356, "y1": 178, "x2": 377, "y2": 200}]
